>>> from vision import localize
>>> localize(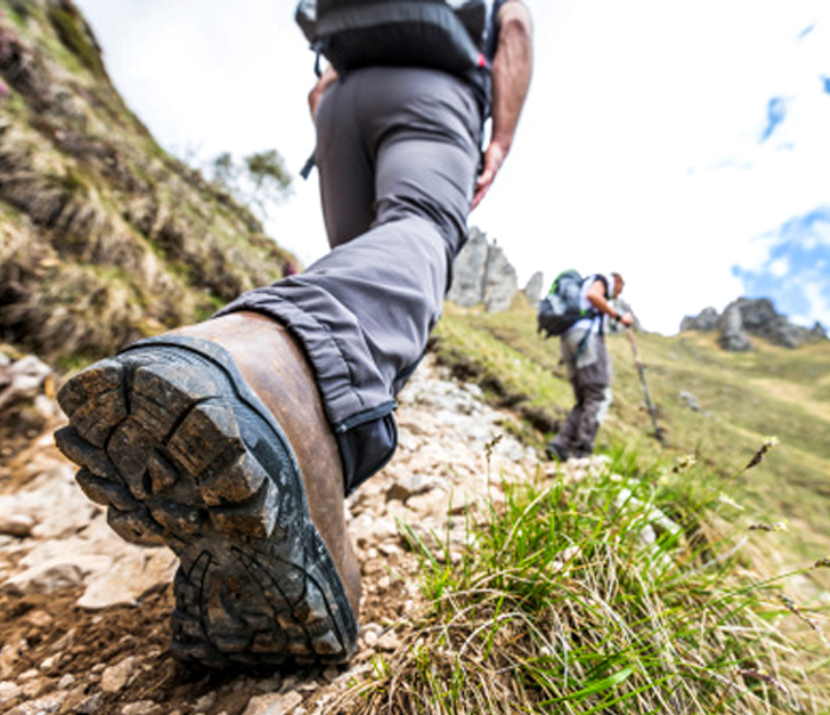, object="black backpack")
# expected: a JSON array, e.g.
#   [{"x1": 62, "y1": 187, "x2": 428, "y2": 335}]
[
  {"x1": 295, "y1": 0, "x2": 490, "y2": 78},
  {"x1": 537, "y1": 270, "x2": 595, "y2": 338}
]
